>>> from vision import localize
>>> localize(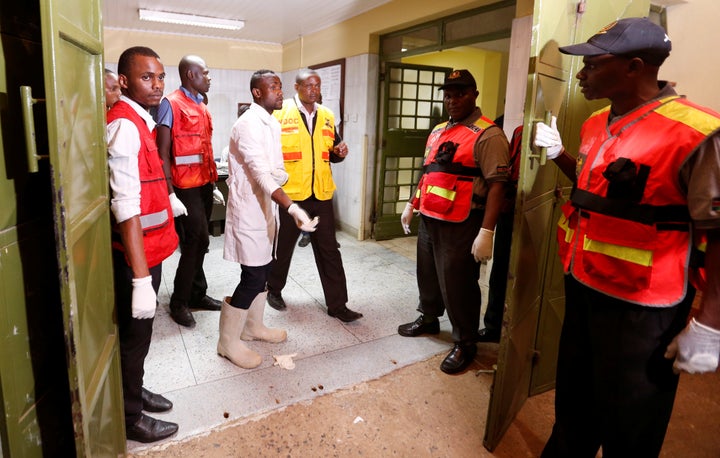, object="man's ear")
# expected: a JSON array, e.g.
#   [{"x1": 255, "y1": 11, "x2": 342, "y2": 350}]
[
  {"x1": 627, "y1": 57, "x2": 645, "y2": 74},
  {"x1": 251, "y1": 87, "x2": 260, "y2": 99},
  {"x1": 118, "y1": 74, "x2": 129, "y2": 89}
]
